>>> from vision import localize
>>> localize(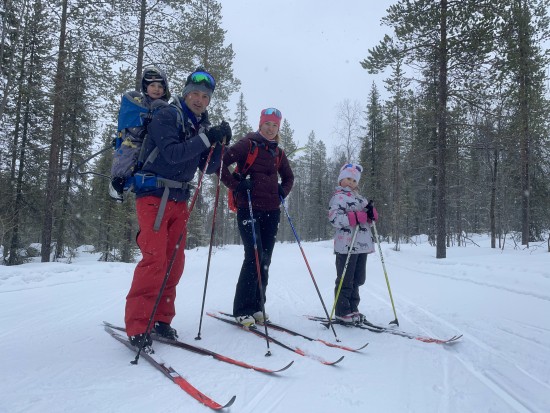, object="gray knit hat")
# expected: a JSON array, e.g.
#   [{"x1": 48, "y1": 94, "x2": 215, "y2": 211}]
[{"x1": 181, "y1": 68, "x2": 216, "y2": 100}]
